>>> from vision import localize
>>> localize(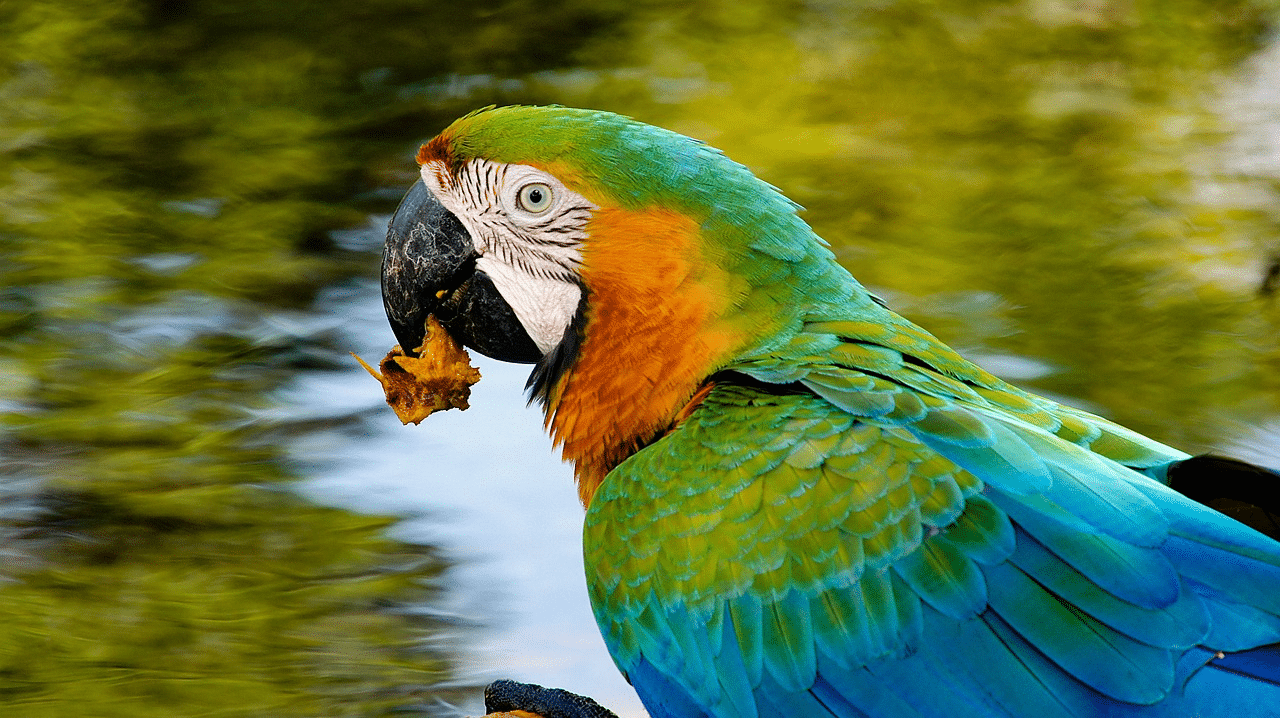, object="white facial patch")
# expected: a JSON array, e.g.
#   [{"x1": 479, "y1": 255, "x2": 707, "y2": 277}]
[
  {"x1": 421, "y1": 160, "x2": 595, "y2": 354},
  {"x1": 475, "y1": 257, "x2": 581, "y2": 353}
]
